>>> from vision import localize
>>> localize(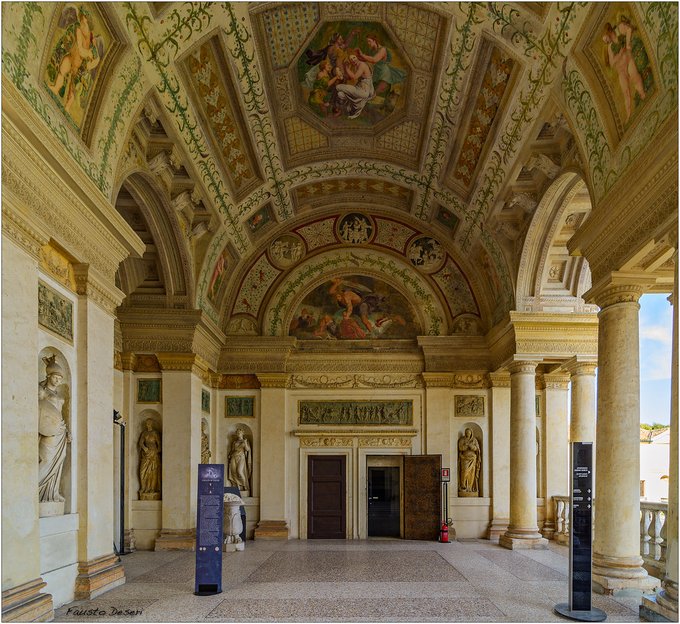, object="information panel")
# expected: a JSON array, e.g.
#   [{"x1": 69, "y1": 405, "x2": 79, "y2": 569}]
[
  {"x1": 570, "y1": 442, "x2": 593, "y2": 611},
  {"x1": 195, "y1": 464, "x2": 224, "y2": 596}
]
